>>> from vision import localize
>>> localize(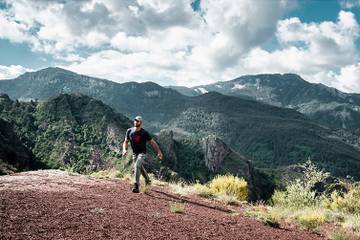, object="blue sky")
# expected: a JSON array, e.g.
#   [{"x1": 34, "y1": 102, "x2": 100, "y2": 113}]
[{"x1": 1, "y1": 0, "x2": 360, "y2": 93}]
